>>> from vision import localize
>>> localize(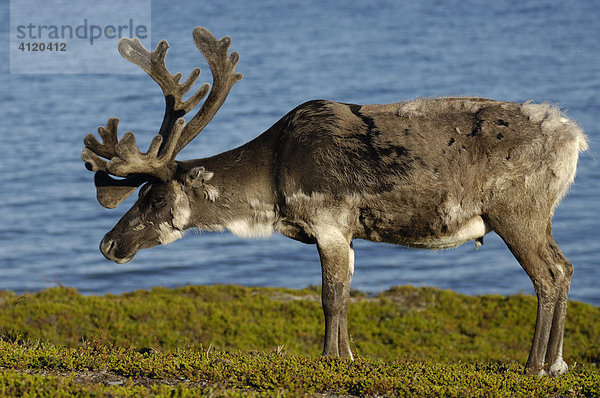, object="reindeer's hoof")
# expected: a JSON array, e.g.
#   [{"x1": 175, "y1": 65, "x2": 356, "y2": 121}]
[
  {"x1": 525, "y1": 363, "x2": 546, "y2": 377},
  {"x1": 549, "y1": 359, "x2": 569, "y2": 377},
  {"x1": 538, "y1": 369, "x2": 548, "y2": 377}
]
